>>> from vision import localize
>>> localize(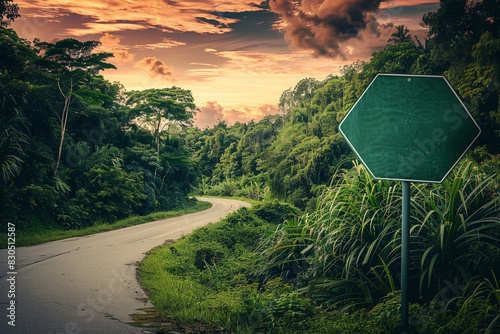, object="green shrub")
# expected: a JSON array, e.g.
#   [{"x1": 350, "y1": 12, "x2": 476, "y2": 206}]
[
  {"x1": 199, "y1": 175, "x2": 269, "y2": 201},
  {"x1": 7, "y1": 184, "x2": 60, "y2": 230},
  {"x1": 253, "y1": 200, "x2": 302, "y2": 224},
  {"x1": 140, "y1": 161, "x2": 499, "y2": 333},
  {"x1": 194, "y1": 242, "x2": 227, "y2": 270},
  {"x1": 189, "y1": 208, "x2": 266, "y2": 250},
  {"x1": 438, "y1": 273, "x2": 500, "y2": 333},
  {"x1": 257, "y1": 160, "x2": 500, "y2": 310},
  {"x1": 65, "y1": 146, "x2": 146, "y2": 227},
  {"x1": 238, "y1": 278, "x2": 315, "y2": 332}
]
